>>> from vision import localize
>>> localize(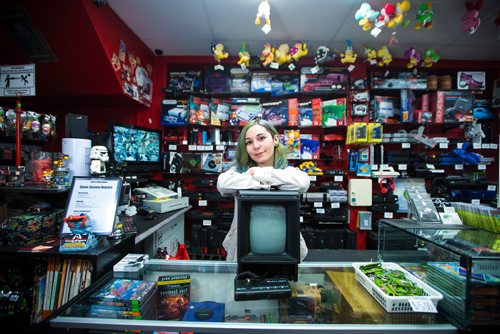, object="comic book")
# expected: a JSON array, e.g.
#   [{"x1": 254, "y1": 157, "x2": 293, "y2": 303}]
[
  {"x1": 156, "y1": 274, "x2": 191, "y2": 320},
  {"x1": 89, "y1": 279, "x2": 157, "y2": 308}
]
